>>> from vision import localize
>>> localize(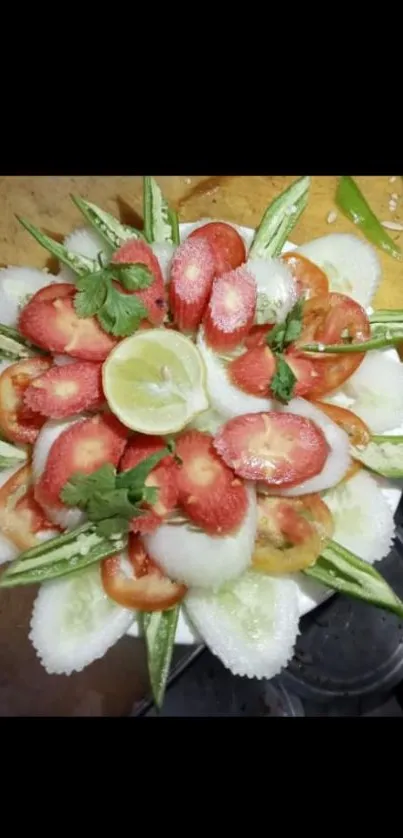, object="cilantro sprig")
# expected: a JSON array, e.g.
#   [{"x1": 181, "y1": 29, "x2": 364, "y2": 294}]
[
  {"x1": 74, "y1": 260, "x2": 154, "y2": 337},
  {"x1": 60, "y1": 449, "x2": 170, "y2": 538},
  {"x1": 266, "y1": 298, "x2": 305, "y2": 403}
]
